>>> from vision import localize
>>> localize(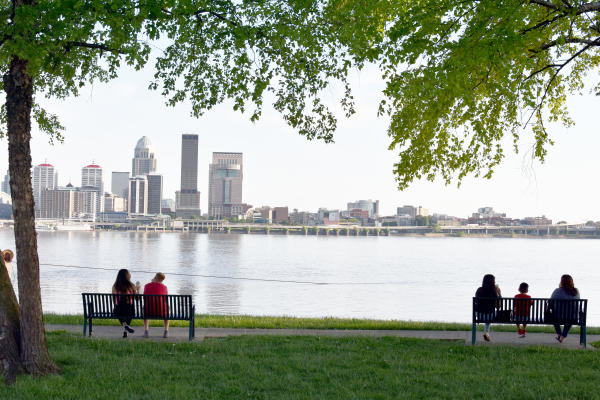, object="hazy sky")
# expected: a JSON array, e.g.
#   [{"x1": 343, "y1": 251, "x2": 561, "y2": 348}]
[{"x1": 0, "y1": 62, "x2": 598, "y2": 223}]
